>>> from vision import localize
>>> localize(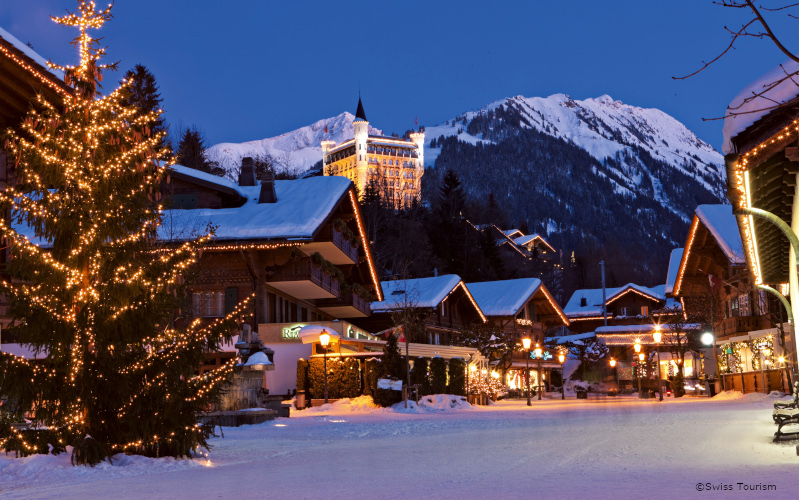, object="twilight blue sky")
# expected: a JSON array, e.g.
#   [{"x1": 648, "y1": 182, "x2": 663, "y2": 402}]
[{"x1": 3, "y1": 1, "x2": 799, "y2": 150}]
